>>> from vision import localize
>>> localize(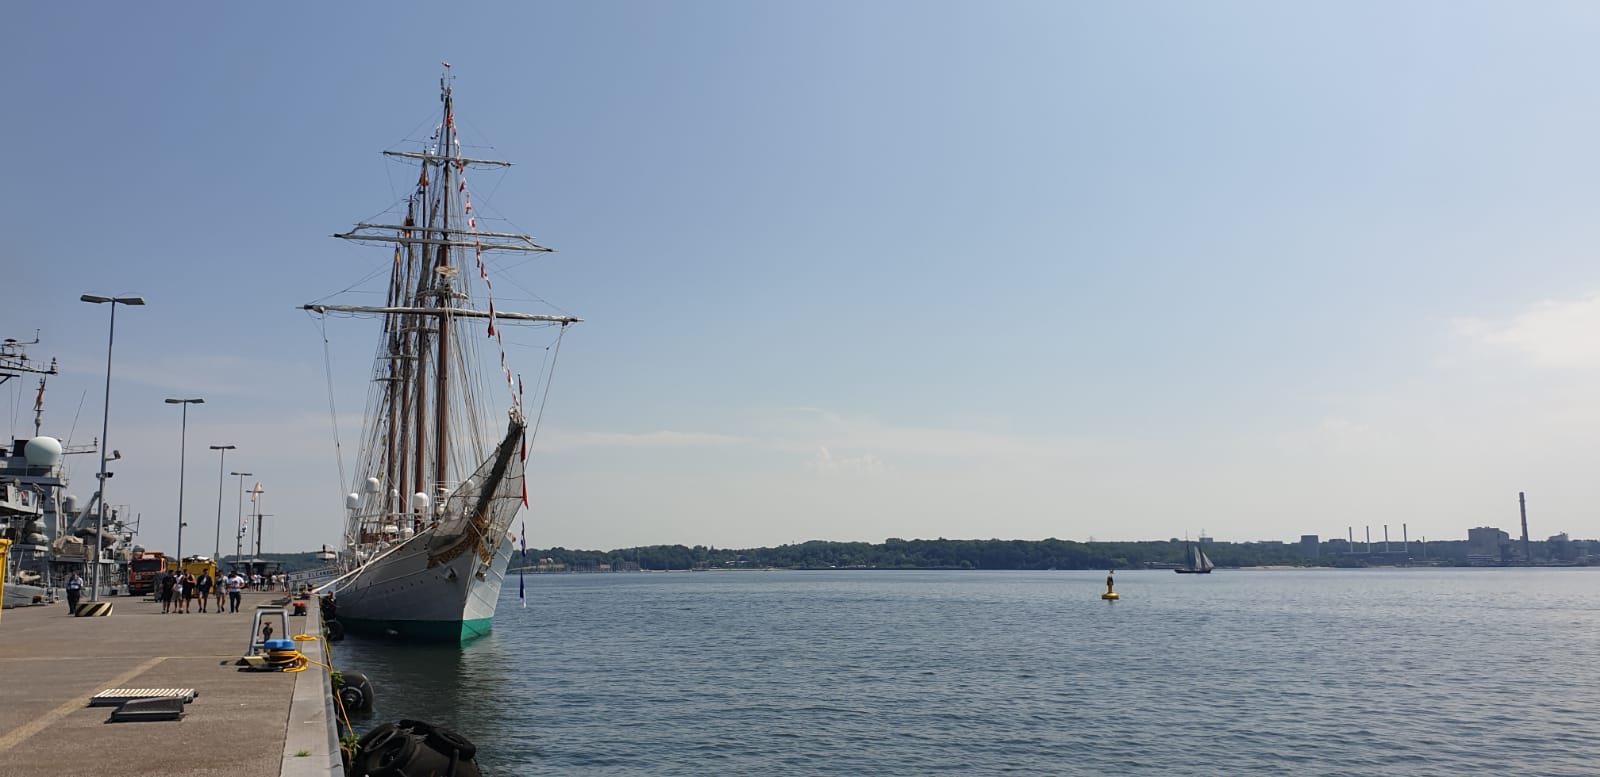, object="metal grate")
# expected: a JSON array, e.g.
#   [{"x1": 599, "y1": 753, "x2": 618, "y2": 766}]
[
  {"x1": 109, "y1": 696, "x2": 186, "y2": 722},
  {"x1": 88, "y1": 688, "x2": 198, "y2": 707}
]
